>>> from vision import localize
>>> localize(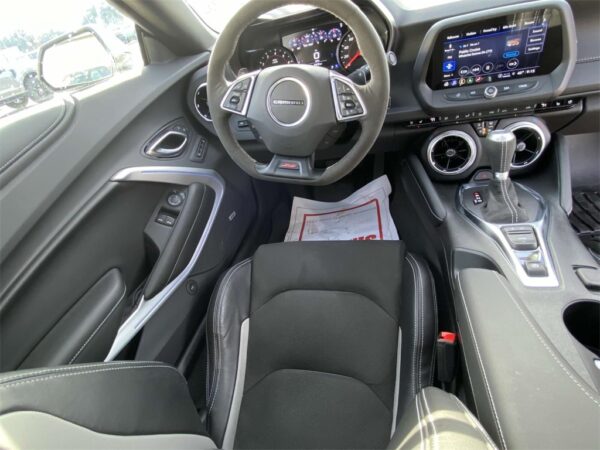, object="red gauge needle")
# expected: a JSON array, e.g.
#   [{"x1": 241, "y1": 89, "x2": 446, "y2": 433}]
[{"x1": 344, "y1": 51, "x2": 362, "y2": 70}]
